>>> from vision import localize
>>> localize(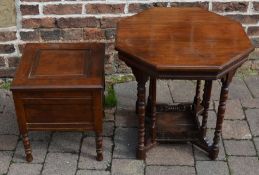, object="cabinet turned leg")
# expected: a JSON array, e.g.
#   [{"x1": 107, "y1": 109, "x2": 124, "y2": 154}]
[
  {"x1": 210, "y1": 78, "x2": 230, "y2": 160},
  {"x1": 201, "y1": 80, "x2": 212, "y2": 138},
  {"x1": 22, "y1": 134, "x2": 33, "y2": 162},
  {"x1": 150, "y1": 78, "x2": 157, "y2": 144},
  {"x1": 96, "y1": 132, "x2": 103, "y2": 161}
]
